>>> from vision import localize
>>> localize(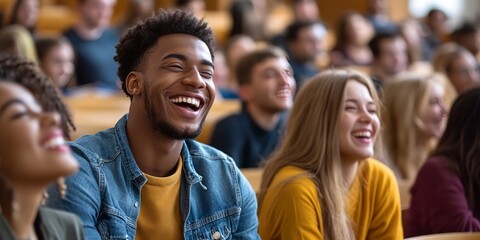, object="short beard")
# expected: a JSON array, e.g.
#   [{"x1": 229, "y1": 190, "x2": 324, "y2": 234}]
[{"x1": 143, "y1": 85, "x2": 205, "y2": 140}]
